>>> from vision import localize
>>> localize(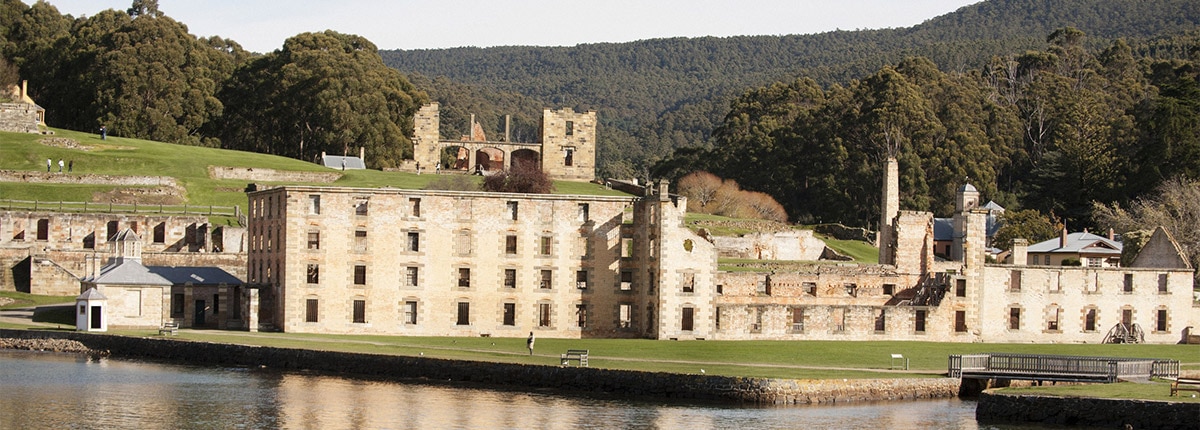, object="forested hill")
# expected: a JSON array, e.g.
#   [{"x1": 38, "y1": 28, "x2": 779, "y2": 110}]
[{"x1": 380, "y1": 0, "x2": 1200, "y2": 179}]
